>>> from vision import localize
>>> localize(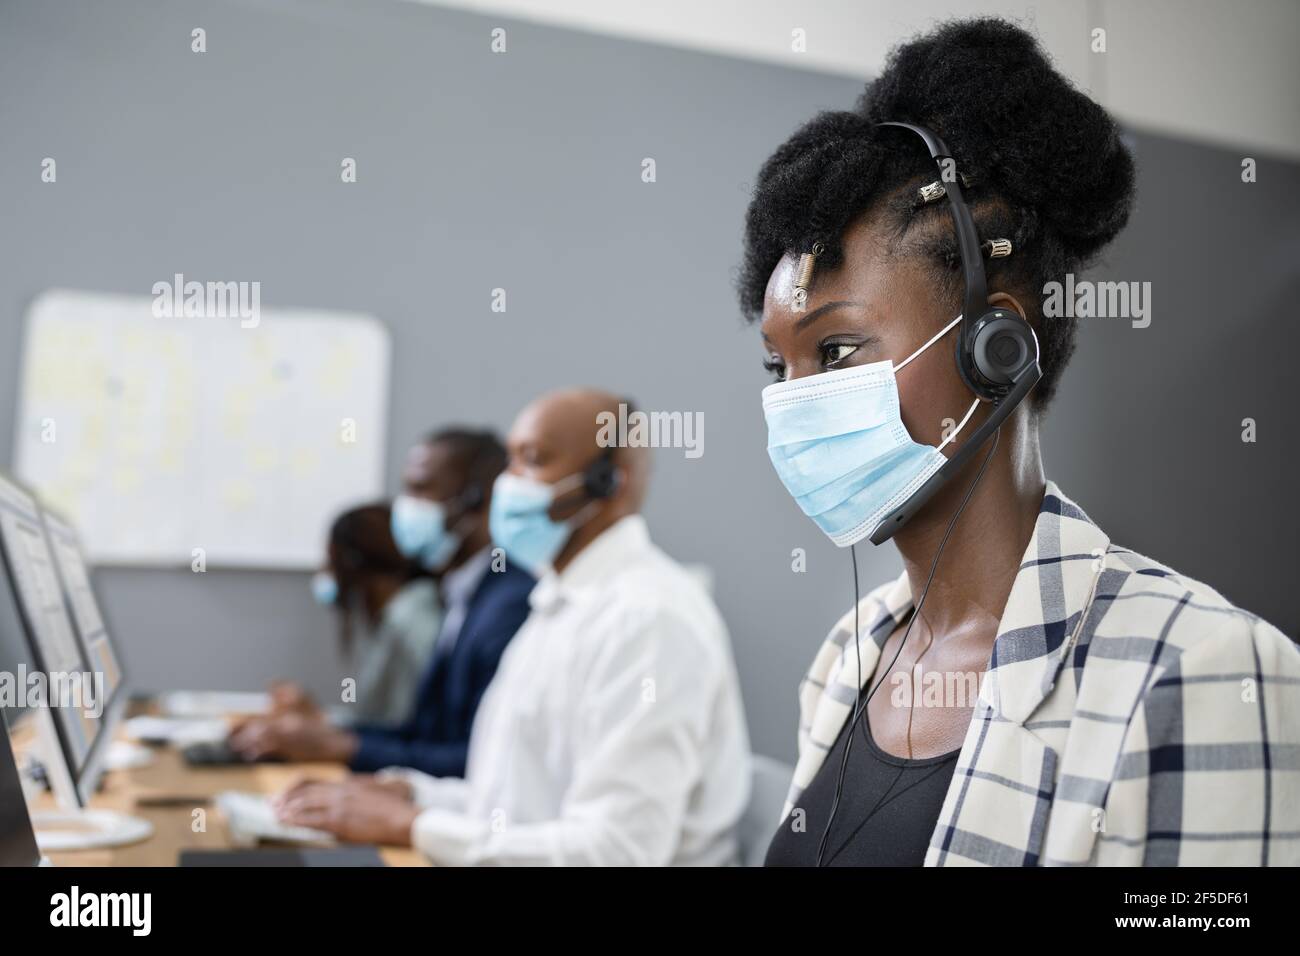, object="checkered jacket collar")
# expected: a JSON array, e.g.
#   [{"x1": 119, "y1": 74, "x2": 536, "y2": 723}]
[
  {"x1": 862, "y1": 482, "x2": 1107, "y2": 721},
  {"x1": 978, "y1": 482, "x2": 1109, "y2": 723},
  {"x1": 785, "y1": 482, "x2": 1112, "y2": 845}
]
